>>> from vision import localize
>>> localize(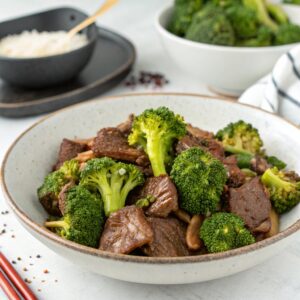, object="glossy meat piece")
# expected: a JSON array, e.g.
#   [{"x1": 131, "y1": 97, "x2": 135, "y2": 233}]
[
  {"x1": 284, "y1": 170, "x2": 300, "y2": 182},
  {"x1": 252, "y1": 218, "x2": 271, "y2": 234},
  {"x1": 99, "y1": 206, "x2": 153, "y2": 254},
  {"x1": 142, "y1": 217, "x2": 189, "y2": 257},
  {"x1": 117, "y1": 114, "x2": 134, "y2": 136},
  {"x1": 92, "y1": 127, "x2": 149, "y2": 166},
  {"x1": 223, "y1": 155, "x2": 246, "y2": 187},
  {"x1": 137, "y1": 165, "x2": 153, "y2": 177},
  {"x1": 39, "y1": 192, "x2": 61, "y2": 217},
  {"x1": 58, "y1": 181, "x2": 75, "y2": 215},
  {"x1": 54, "y1": 138, "x2": 87, "y2": 170},
  {"x1": 176, "y1": 135, "x2": 225, "y2": 160},
  {"x1": 175, "y1": 135, "x2": 199, "y2": 154},
  {"x1": 138, "y1": 175, "x2": 178, "y2": 217},
  {"x1": 228, "y1": 177, "x2": 271, "y2": 230},
  {"x1": 187, "y1": 124, "x2": 214, "y2": 139},
  {"x1": 250, "y1": 156, "x2": 270, "y2": 175}
]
